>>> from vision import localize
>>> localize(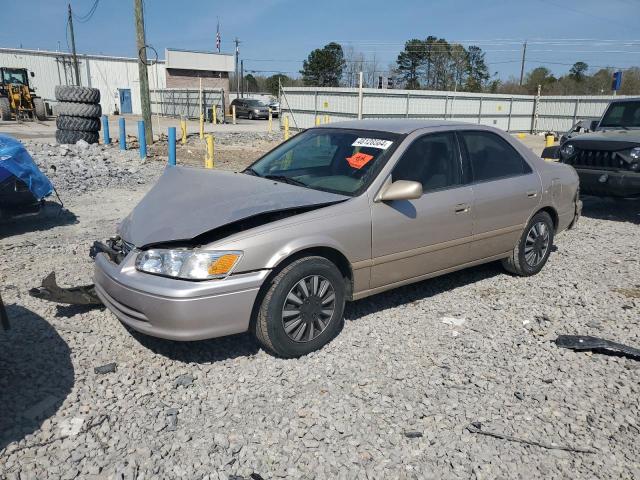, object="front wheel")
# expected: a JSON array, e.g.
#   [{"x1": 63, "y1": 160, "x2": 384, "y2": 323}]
[
  {"x1": 502, "y1": 211, "x2": 554, "y2": 276},
  {"x1": 254, "y1": 256, "x2": 346, "y2": 358},
  {"x1": 248, "y1": 112, "x2": 254, "y2": 120}
]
